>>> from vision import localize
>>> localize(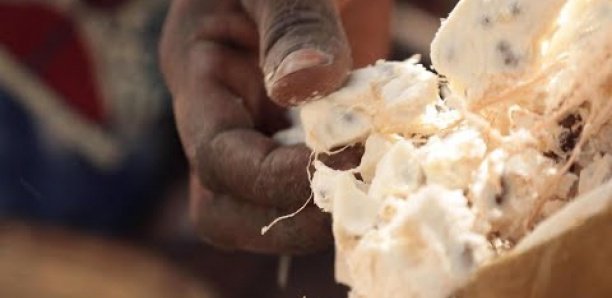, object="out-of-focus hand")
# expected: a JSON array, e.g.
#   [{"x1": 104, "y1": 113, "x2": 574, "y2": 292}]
[{"x1": 160, "y1": 0, "x2": 387, "y2": 254}]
